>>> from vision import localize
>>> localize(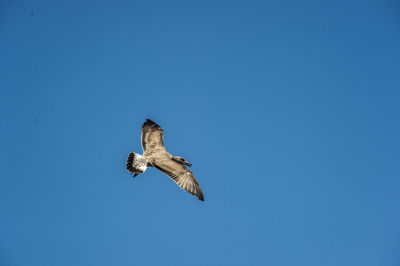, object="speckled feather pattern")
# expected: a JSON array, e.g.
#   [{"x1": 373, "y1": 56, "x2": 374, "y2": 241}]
[{"x1": 126, "y1": 119, "x2": 204, "y2": 201}]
